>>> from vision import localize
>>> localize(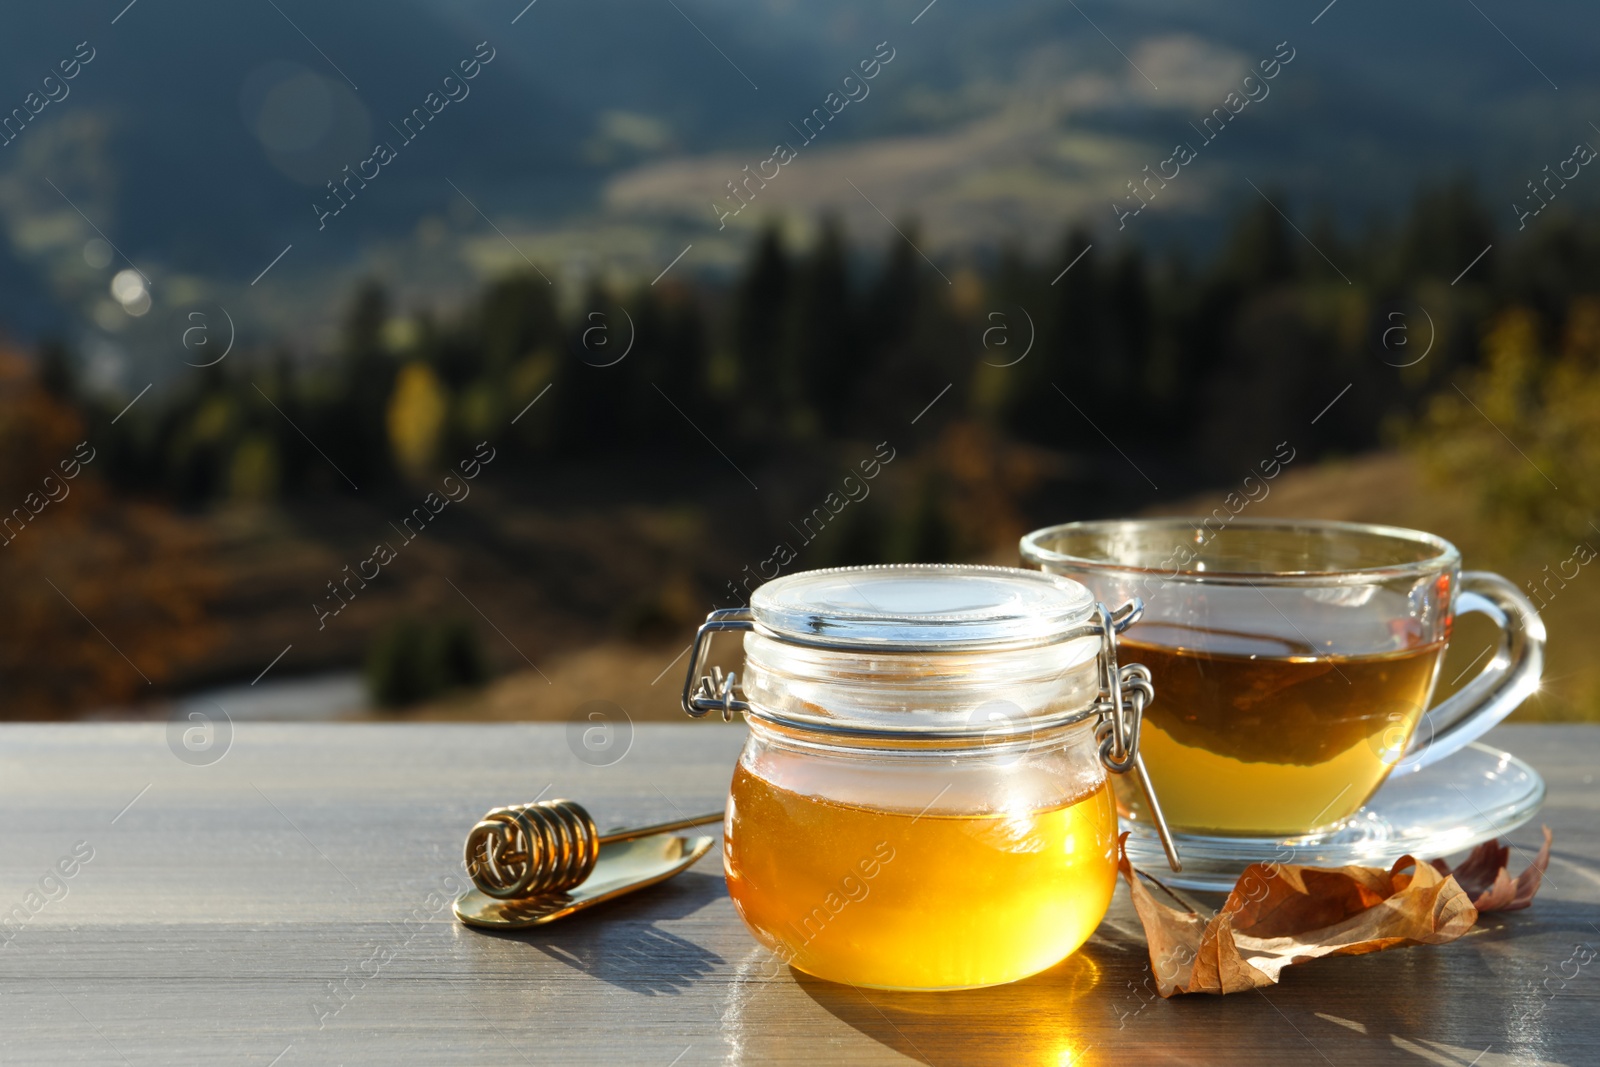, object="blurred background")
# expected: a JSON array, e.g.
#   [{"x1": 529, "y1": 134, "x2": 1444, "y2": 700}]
[{"x1": 2, "y1": 0, "x2": 1598, "y2": 723}]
